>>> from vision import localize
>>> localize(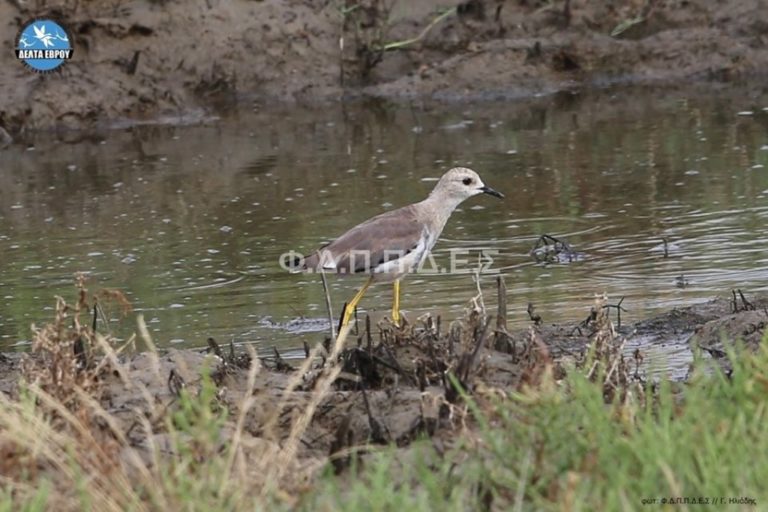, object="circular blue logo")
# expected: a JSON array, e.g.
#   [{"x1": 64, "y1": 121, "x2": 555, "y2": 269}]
[{"x1": 15, "y1": 19, "x2": 73, "y2": 72}]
